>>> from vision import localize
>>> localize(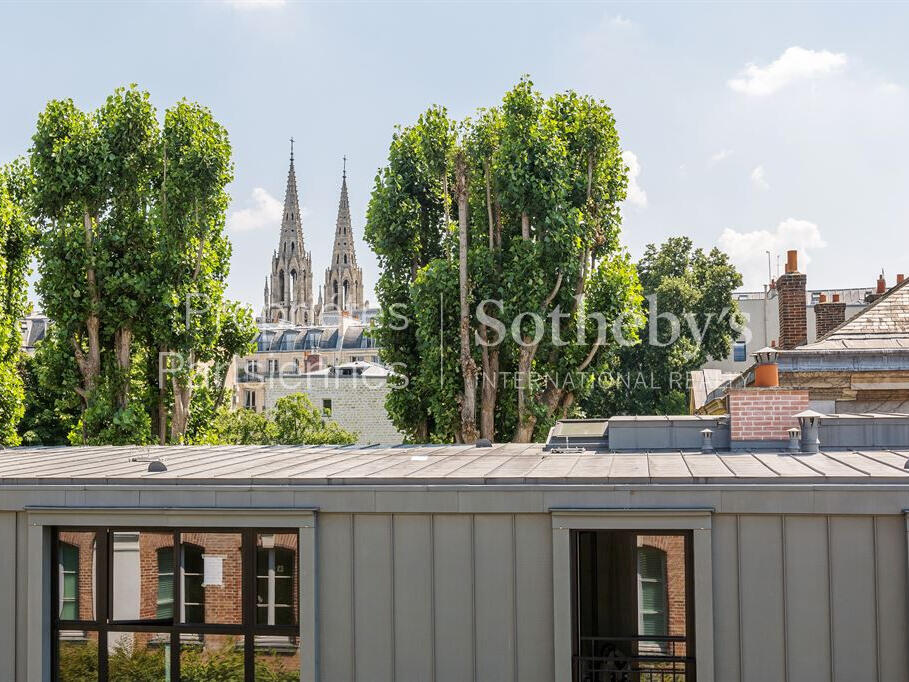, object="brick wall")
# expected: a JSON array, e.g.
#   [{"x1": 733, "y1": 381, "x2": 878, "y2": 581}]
[
  {"x1": 59, "y1": 531, "x2": 96, "y2": 621},
  {"x1": 815, "y1": 301, "x2": 847, "y2": 339},
  {"x1": 638, "y1": 534, "x2": 687, "y2": 652},
  {"x1": 777, "y1": 271, "x2": 808, "y2": 350},
  {"x1": 729, "y1": 388, "x2": 810, "y2": 441}
]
